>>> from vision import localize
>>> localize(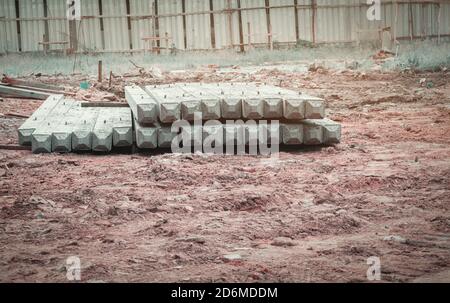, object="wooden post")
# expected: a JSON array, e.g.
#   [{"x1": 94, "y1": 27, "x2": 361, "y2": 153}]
[
  {"x1": 265, "y1": 0, "x2": 272, "y2": 50},
  {"x1": 237, "y1": 0, "x2": 244, "y2": 52},
  {"x1": 227, "y1": 0, "x2": 234, "y2": 48},
  {"x1": 98, "y1": 61, "x2": 103, "y2": 83},
  {"x1": 165, "y1": 32, "x2": 169, "y2": 50},
  {"x1": 43, "y1": 0, "x2": 49, "y2": 54},
  {"x1": 437, "y1": 3, "x2": 441, "y2": 45},
  {"x1": 68, "y1": 20, "x2": 78, "y2": 52},
  {"x1": 209, "y1": 0, "x2": 216, "y2": 49},
  {"x1": 311, "y1": 0, "x2": 317, "y2": 45},
  {"x1": 268, "y1": 24, "x2": 273, "y2": 51},
  {"x1": 42, "y1": 35, "x2": 47, "y2": 55},
  {"x1": 154, "y1": 0, "x2": 160, "y2": 54},
  {"x1": 247, "y1": 22, "x2": 252, "y2": 50},
  {"x1": 293, "y1": 0, "x2": 300, "y2": 42},
  {"x1": 182, "y1": 0, "x2": 187, "y2": 50}
]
